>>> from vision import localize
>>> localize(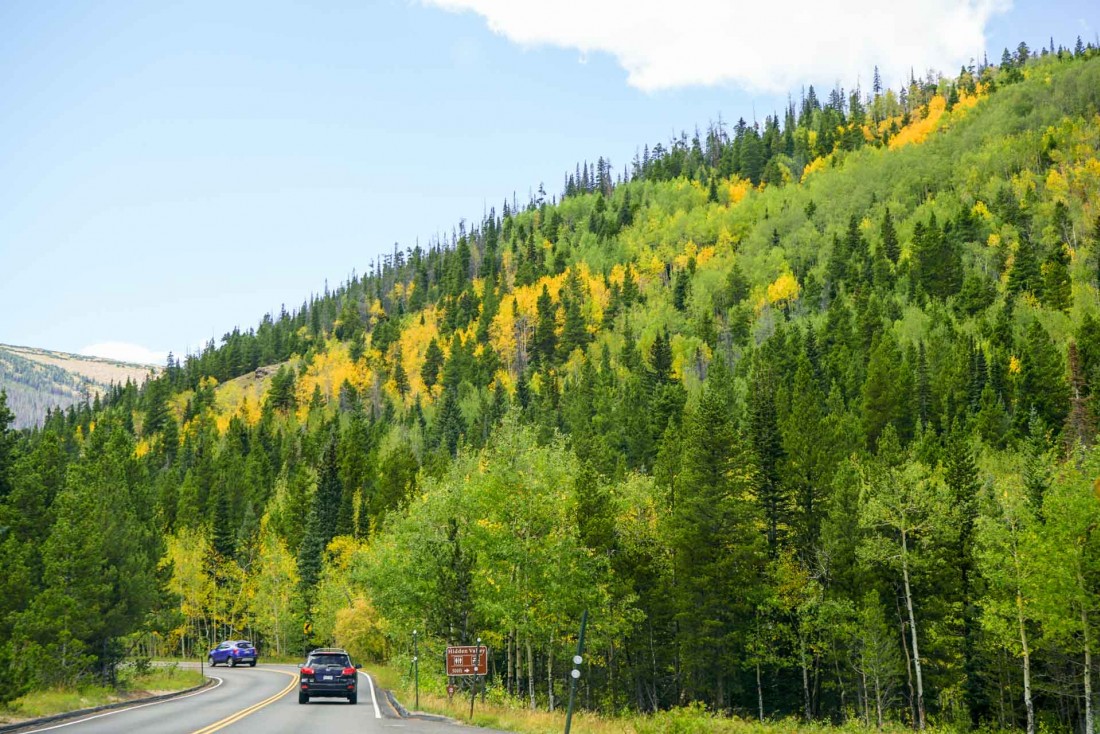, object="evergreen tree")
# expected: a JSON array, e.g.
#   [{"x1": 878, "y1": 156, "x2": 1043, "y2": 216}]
[
  {"x1": 421, "y1": 339, "x2": 444, "y2": 392},
  {"x1": 532, "y1": 285, "x2": 558, "y2": 366}
]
